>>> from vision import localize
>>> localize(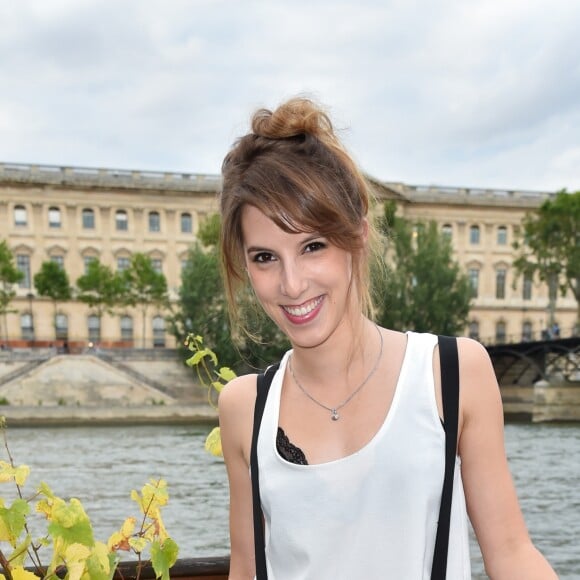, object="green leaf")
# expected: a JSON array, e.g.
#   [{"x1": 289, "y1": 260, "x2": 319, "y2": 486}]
[
  {"x1": 46, "y1": 498, "x2": 94, "y2": 547},
  {"x1": 0, "y1": 499, "x2": 30, "y2": 546},
  {"x1": 216, "y1": 367, "x2": 237, "y2": 383},
  {"x1": 150, "y1": 537, "x2": 179, "y2": 580}
]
